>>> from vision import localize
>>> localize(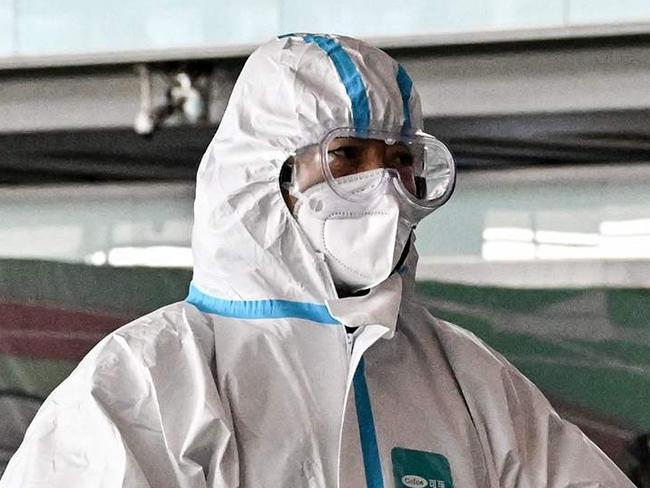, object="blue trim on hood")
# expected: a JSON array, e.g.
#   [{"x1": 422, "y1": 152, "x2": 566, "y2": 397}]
[
  {"x1": 354, "y1": 357, "x2": 385, "y2": 488},
  {"x1": 396, "y1": 64, "x2": 412, "y2": 131},
  {"x1": 303, "y1": 34, "x2": 370, "y2": 132},
  {"x1": 186, "y1": 284, "x2": 340, "y2": 324}
]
